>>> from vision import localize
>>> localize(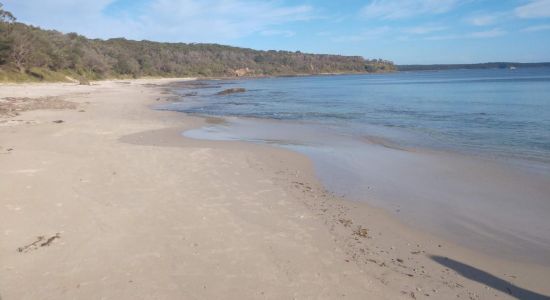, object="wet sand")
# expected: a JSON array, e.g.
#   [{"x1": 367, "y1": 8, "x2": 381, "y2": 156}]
[
  {"x1": 1, "y1": 79, "x2": 549, "y2": 299},
  {"x1": 185, "y1": 117, "x2": 550, "y2": 266}
]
